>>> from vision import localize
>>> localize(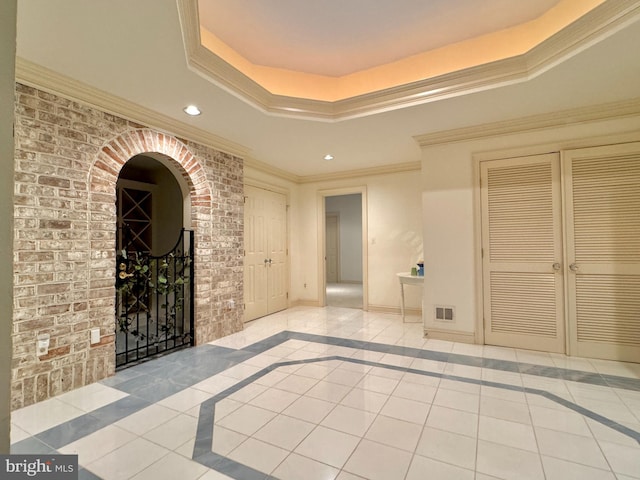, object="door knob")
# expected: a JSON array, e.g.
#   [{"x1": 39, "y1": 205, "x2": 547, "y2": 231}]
[
  {"x1": 569, "y1": 263, "x2": 578, "y2": 272},
  {"x1": 552, "y1": 263, "x2": 561, "y2": 271}
]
